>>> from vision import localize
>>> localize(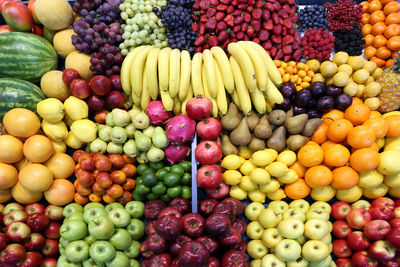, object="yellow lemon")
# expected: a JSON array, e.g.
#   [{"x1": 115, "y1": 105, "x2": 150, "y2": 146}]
[
  {"x1": 250, "y1": 168, "x2": 271, "y2": 185},
  {"x1": 249, "y1": 189, "x2": 267, "y2": 203},
  {"x1": 240, "y1": 160, "x2": 256, "y2": 175},
  {"x1": 259, "y1": 179, "x2": 280, "y2": 193},
  {"x1": 266, "y1": 188, "x2": 286, "y2": 201},
  {"x1": 277, "y1": 169, "x2": 298, "y2": 184},
  {"x1": 229, "y1": 185, "x2": 247, "y2": 200},
  {"x1": 277, "y1": 150, "x2": 297, "y2": 166},
  {"x1": 363, "y1": 184, "x2": 388, "y2": 199},
  {"x1": 221, "y1": 155, "x2": 245, "y2": 170},
  {"x1": 358, "y1": 170, "x2": 384, "y2": 189},
  {"x1": 266, "y1": 161, "x2": 288, "y2": 177},
  {"x1": 222, "y1": 170, "x2": 242, "y2": 186},
  {"x1": 384, "y1": 173, "x2": 400, "y2": 188},
  {"x1": 311, "y1": 186, "x2": 336, "y2": 202},
  {"x1": 251, "y1": 150, "x2": 276, "y2": 167},
  {"x1": 239, "y1": 176, "x2": 258, "y2": 192},
  {"x1": 336, "y1": 185, "x2": 363, "y2": 202}
]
